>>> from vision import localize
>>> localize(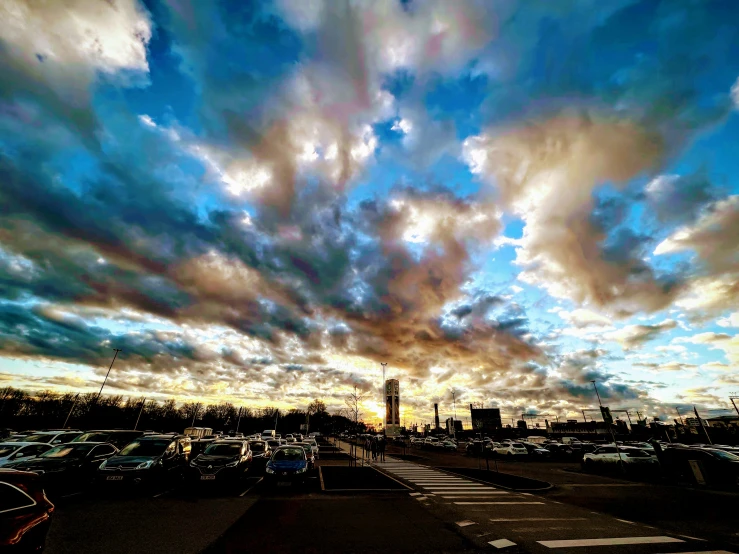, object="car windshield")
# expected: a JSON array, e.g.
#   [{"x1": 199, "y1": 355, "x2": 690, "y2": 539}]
[
  {"x1": 511, "y1": 443, "x2": 524, "y2": 448},
  {"x1": 119, "y1": 440, "x2": 170, "y2": 456},
  {"x1": 74, "y1": 432, "x2": 109, "y2": 443},
  {"x1": 41, "y1": 444, "x2": 95, "y2": 458},
  {"x1": 204, "y1": 443, "x2": 242, "y2": 456},
  {"x1": 710, "y1": 450, "x2": 739, "y2": 461},
  {"x1": 267, "y1": 440, "x2": 280, "y2": 448},
  {"x1": 272, "y1": 448, "x2": 304, "y2": 461},
  {"x1": 0, "y1": 445, "x2": 20, "y2": 457},
  {"x1": 249, "y1": 442, "x2": 266, "y2": 452},
  {"x1": 21, "y1": 434, "x2": 53, "y2": 443}
]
